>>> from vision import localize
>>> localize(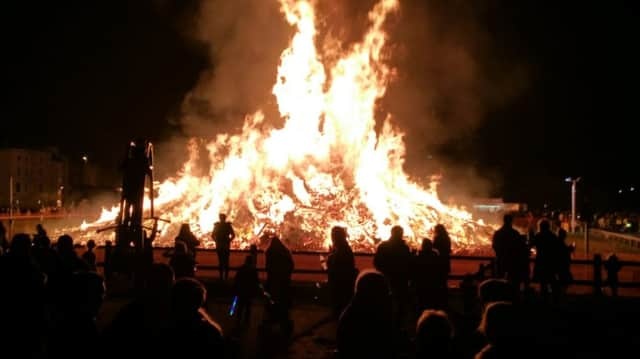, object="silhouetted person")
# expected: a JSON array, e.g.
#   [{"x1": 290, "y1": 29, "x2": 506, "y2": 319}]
[
  {"x1": 34, "y1": 223, "x2": 49, "y2": 244},
  {"x1": 212, "y1": 214, "x2": 235, "y2": 280},
  {"x1": 492, "y1": 214, "x2": 521, "y2": 279},
  {"x1": 374, "y1": 225, "x2": 411, "y2": 331},
  {"x1": 556, "y1": 223, "x2": 573, "y2": 288},
  {"x1": 531, "y1": 220, "x2": 562, "y2": 300},
  {"x1": 175, "y1": 223, "x2": 200, "y2": 260},
  {"x1": 433, "y1": 224, "x2": 452, "y2": 274},
  {"x1": 104, "y1": 240, "x2": 113, "y2": 281},
  {"x1": 604, "y1": 253, "x2": 622, "y2": 296},
  {"x1": 32, "y1": 231, "x2": 58, "y2": 277},
  {"x1": 49, "y1": 271, "x2": 105, "y2": 359},
  {"x1": 103, "y1": 263, "x2": 175, "y2": 358},
  {"x1": 0, "y1": 234, "x2": 47, "y2": 357},
  {"x1": 476, "y1": 302, "x2": 524, "y2": 359},
  {"x1": 170, "y1": 240, "x2": 196, "y2": 278},
  {"x1": 326, "y1": 226, "x2": 357, "y2": 317},
  {"x1": 264, "y1": 235, "x2": 294, "y2": 334},
  {"x1": 416, "y1": 310, "x2": 453, "y2": 359},
  {"x1": 165, "y1": 278, "x2": 225, "y2": 357},
  {"x1": 82, "y1": 239, "x2": 97, "y2": 271},
  {"x1": 234, "y1": 255, "x2": 260, "y2": 323},
  {"x1": 0, "y1": 221, "x2": 8, "y2": 253},
  {"x1": 413, "y1": 238, "x2": 448, "y2": 311},
  {"x1": 337, "y1": 270, "x2": 393, "y2": 359},
  {"x1": 55, "y1": 234, "x2": 90, "y2": 275}
]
